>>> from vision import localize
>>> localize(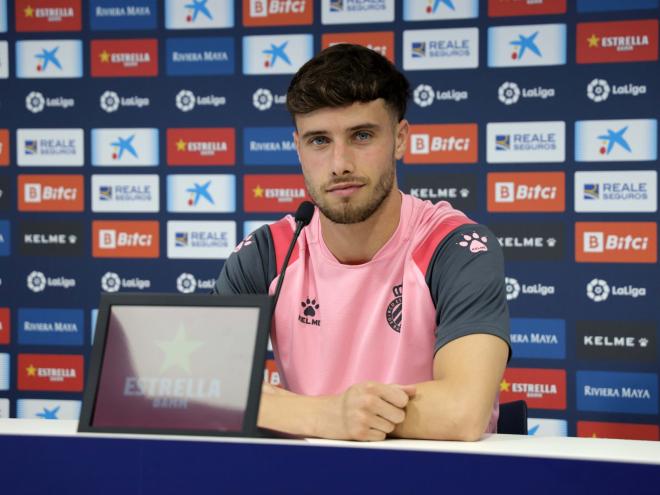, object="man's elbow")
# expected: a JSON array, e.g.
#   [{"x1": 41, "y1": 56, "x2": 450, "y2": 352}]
[{"x1": 426, "y1": 401, "x2": 490, "y2": 442}]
